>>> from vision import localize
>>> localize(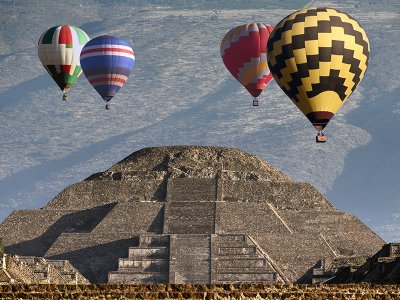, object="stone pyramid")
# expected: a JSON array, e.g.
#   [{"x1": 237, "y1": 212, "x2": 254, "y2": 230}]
[{"x1": 0, "y1": 146, "x2": 384, "y2": 283}]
